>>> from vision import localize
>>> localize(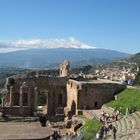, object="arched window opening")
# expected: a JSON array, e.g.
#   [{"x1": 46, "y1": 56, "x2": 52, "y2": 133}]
[
  {"x1": 13, "y1": 92, "x2": 20, "y2": 106},
  {"x1": 23, "y1": 92, "x2": 28, "y2": 106},
  {"x1": 38, "y1": 91, "x2": 47, "y2": 106}
]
